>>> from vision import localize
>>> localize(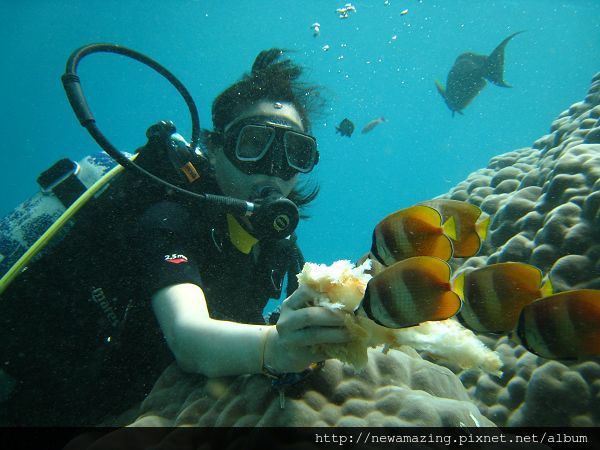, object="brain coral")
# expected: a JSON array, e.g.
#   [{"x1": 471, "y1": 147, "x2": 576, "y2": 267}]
[
  {"x1": 124, "y1": 347, "x2": 493, "y2": 428},
  {"x1": 438, "y1": 72, "x2": 600, "y2": 426}
]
